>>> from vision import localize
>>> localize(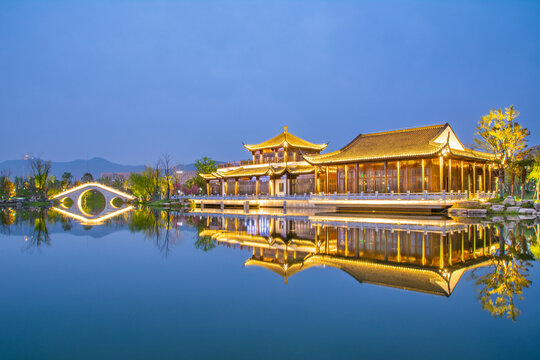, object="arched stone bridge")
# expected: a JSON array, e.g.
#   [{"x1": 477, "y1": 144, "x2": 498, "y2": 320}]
[{"x1": 52, "y1": 183, "x2": 135, "y2": 220}]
